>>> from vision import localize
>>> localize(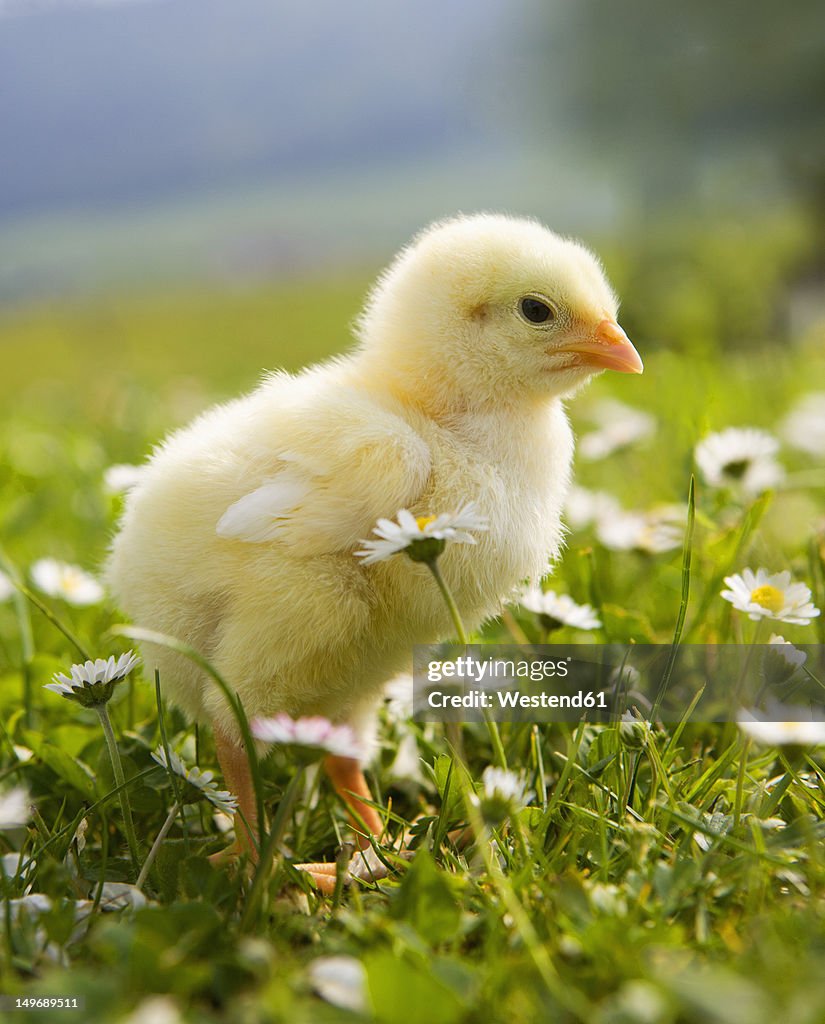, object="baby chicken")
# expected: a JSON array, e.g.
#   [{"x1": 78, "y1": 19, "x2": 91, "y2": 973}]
[{"x1": 107, "y1": 213, "x2": 642, "y2": 887}]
